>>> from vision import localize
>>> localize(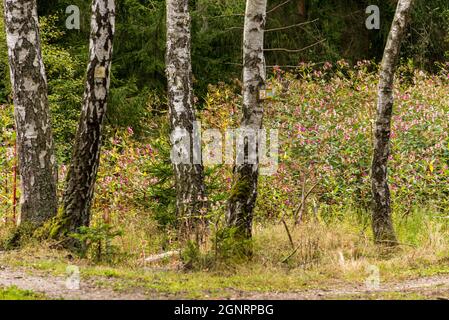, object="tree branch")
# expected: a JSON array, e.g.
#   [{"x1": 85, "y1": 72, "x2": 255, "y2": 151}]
[
  {"x1": 264, "y1": 39, "x2": 326, "y2": 53},
  {"x1": 267, "y1": 0, "x2": 293, "y2": 15},
  {"x1": 265, "y1": 19, "x2": 318, "y2": 33}
]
